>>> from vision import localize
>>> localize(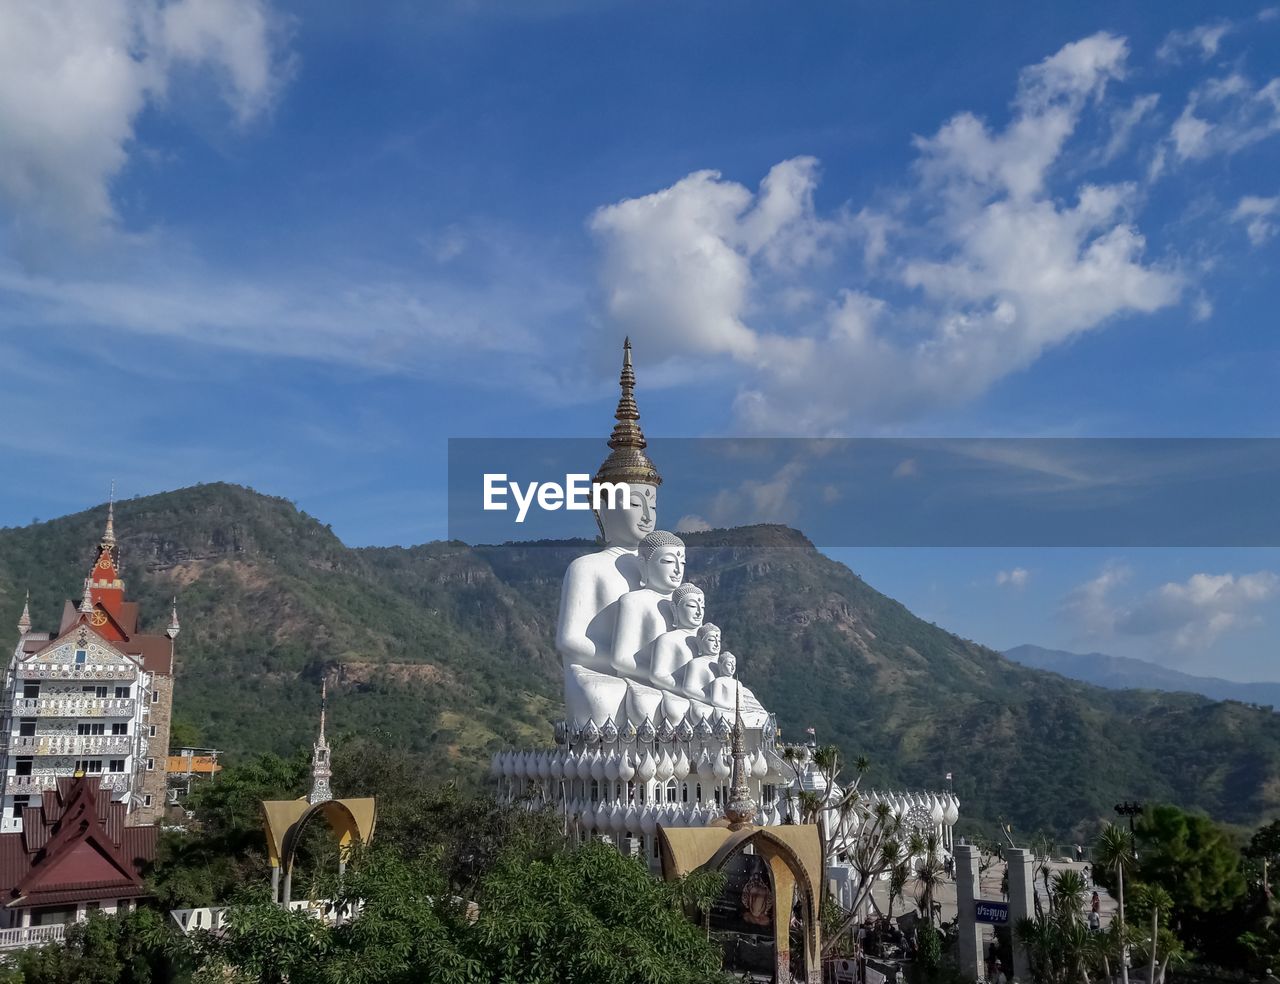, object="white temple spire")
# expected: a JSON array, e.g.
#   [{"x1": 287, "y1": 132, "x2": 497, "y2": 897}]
[
  {"x1": 308, "y1": 679, "x2": 333, "y2": 805},
  {"x1": 102, "y1": 481, "x2": 116, "y2": 548},
  {"x1": 166, "y1": 597, "x2": 181, "y2": 640},
  {"x1": 17, "y1": 590, "x2": 31, "y2": 635},
  {"x1": 78, "y1": 578, "x2": 95, "y2": 615}
]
